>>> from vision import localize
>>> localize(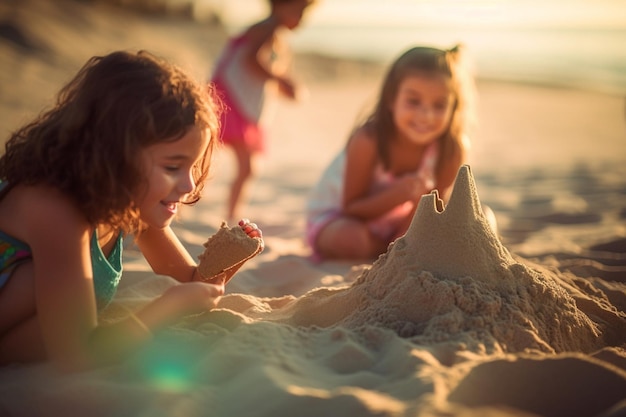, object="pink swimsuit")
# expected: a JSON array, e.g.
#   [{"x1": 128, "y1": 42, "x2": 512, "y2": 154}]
[
  {"x1": 305, "y1": 142, "x2": 439, "y2": 260},
  {"x1": 210, "y1": 33, "x2": 276, "y2": 153}
]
